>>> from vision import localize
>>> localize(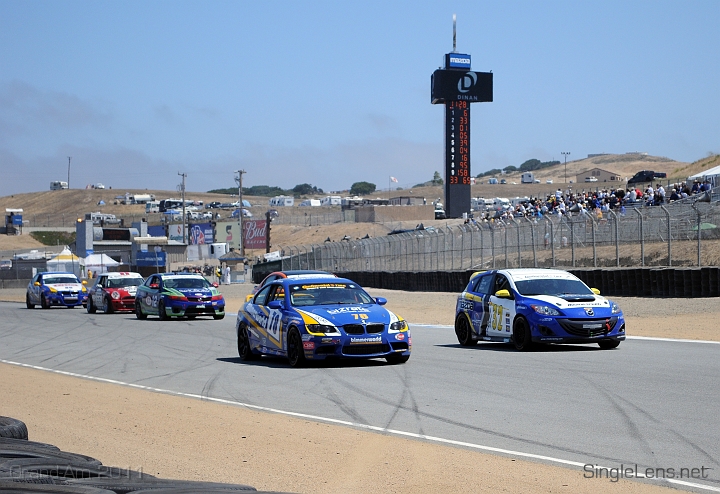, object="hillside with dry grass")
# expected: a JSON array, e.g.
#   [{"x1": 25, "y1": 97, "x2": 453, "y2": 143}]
[{"x1": 2, "y1": 153, "x2": 719, "y2": 258}]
